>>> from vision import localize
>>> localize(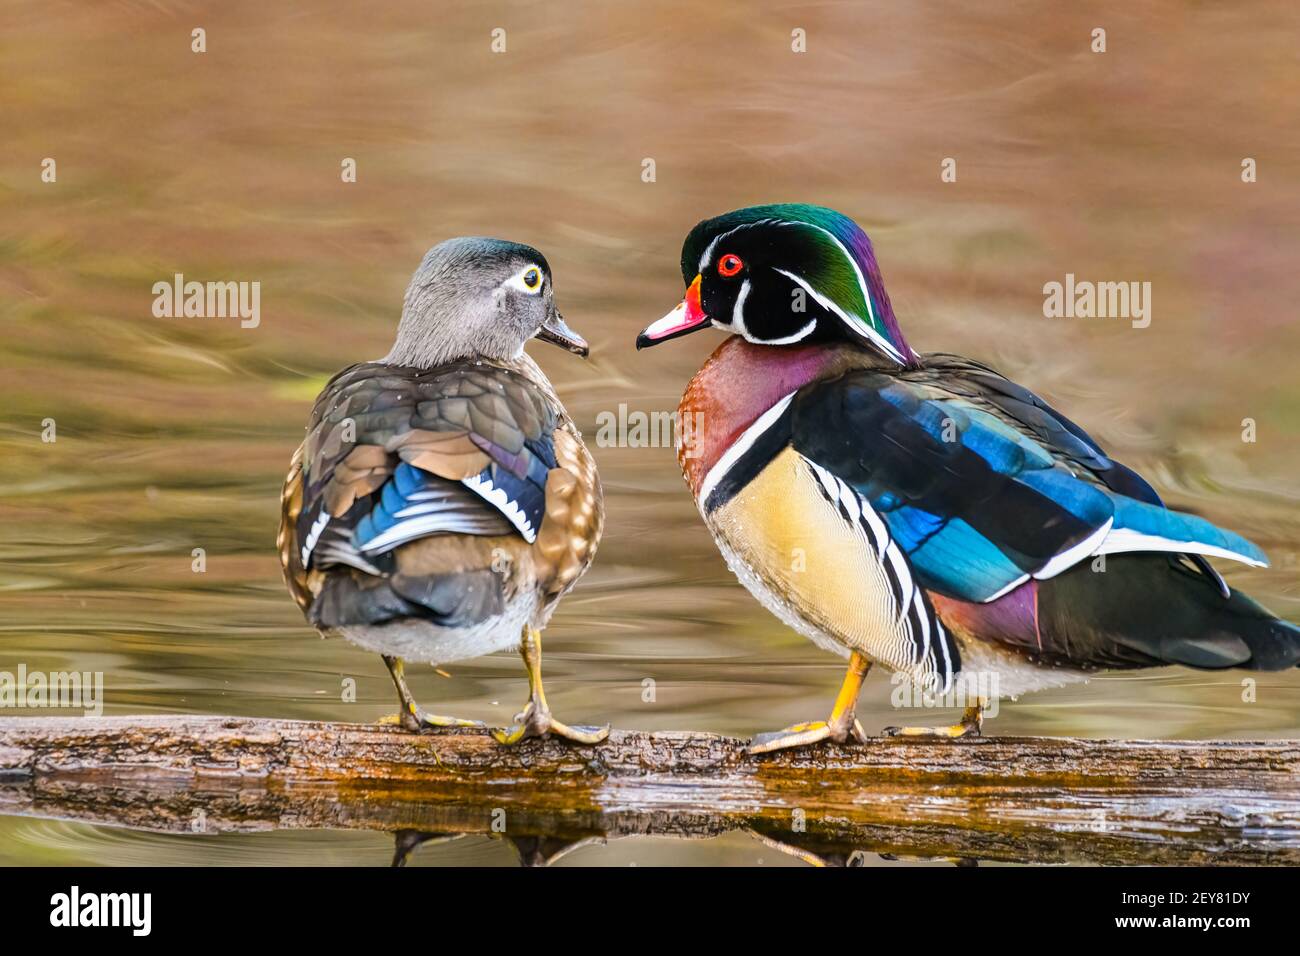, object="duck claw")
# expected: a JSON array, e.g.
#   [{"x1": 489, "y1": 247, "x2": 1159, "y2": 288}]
[
  {"x1": 491, "y1": 703, "x2": 609, "y2": 746},
  {"x1": 748, "y1": 715, "x2": 866, "y2": 755}
]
